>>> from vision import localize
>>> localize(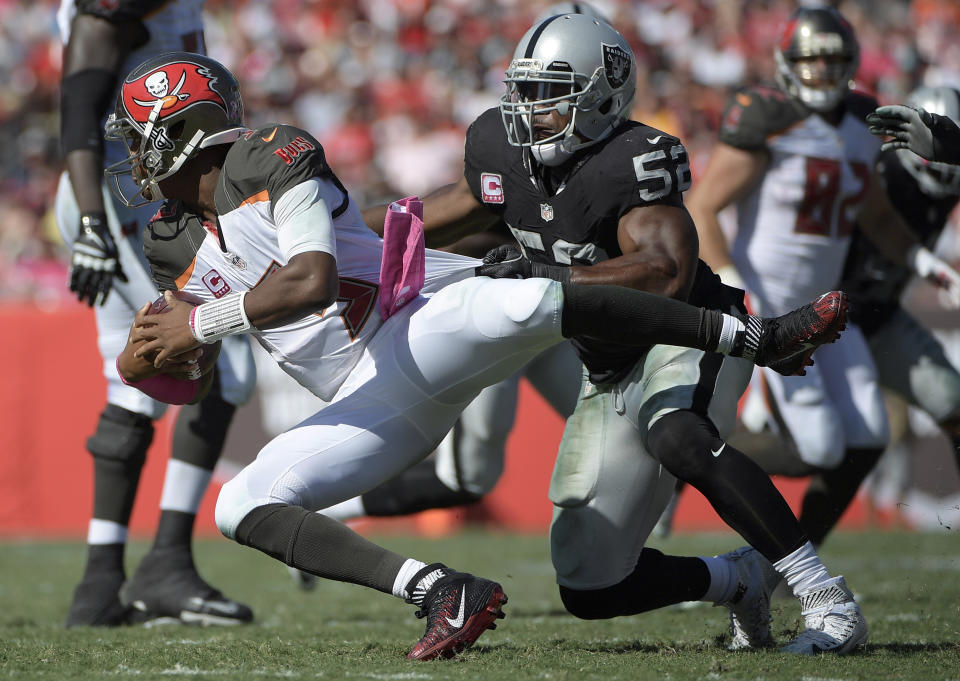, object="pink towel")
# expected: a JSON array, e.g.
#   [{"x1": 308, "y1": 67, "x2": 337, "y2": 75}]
[{"x1": 379, "y1": 196, "x2": 425, "y2": 320}]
